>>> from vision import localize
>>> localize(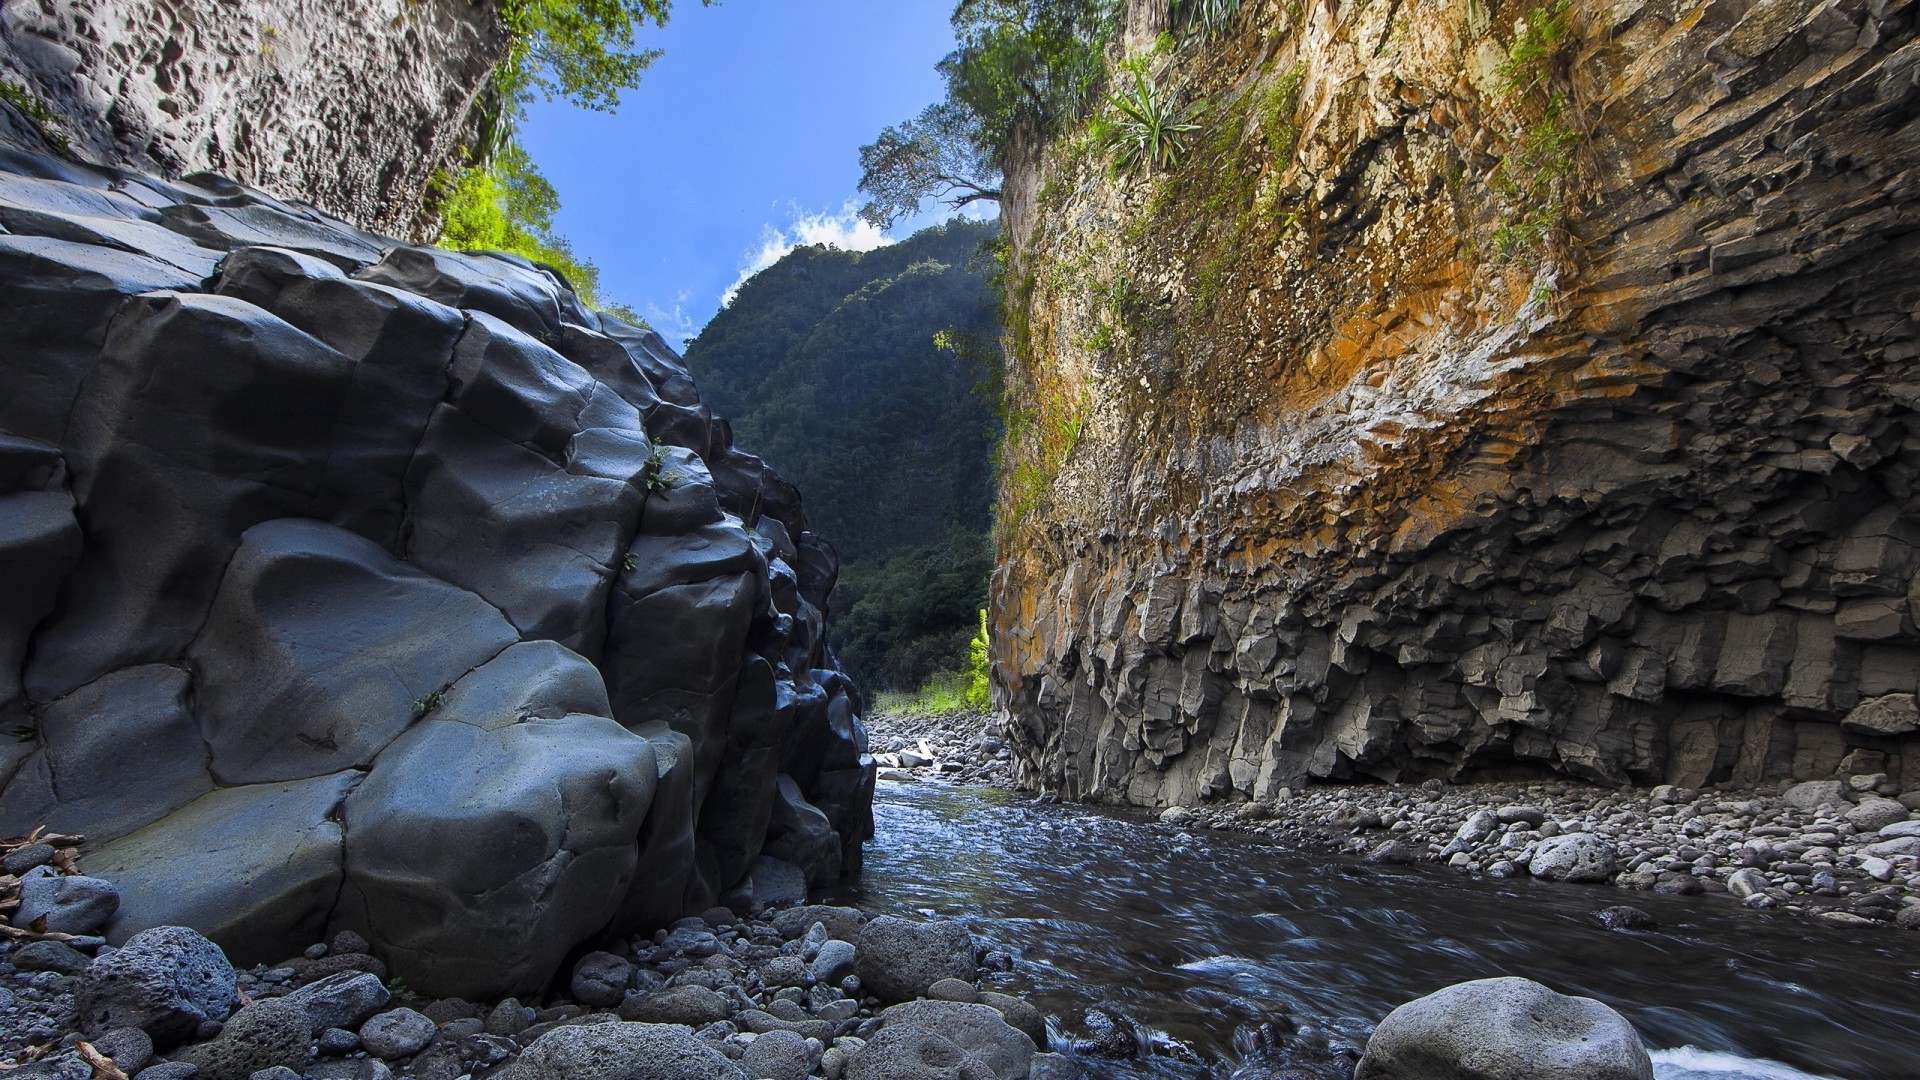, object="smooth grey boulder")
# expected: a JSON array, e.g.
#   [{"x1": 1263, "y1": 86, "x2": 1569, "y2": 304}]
[
  {"x1": 615, "y1": 720, "x2": 707, "y2": 930},
  {"x1": 856, "y1": 917, "x2": 977, "y2": 1004},
  {"x1": 177, "y1": 998, "x2": 312, "y2": 1080},
  {"x1": 878, "y1": 1001, "x2": 1037, "y2": 1079},
  {"x1": 357, "y1": 1009, "x2": 436, "y2": 1059},
  {"x1": 1528, "y1": 833, "x2": 1617, "y2": 883},
  {"x1": 403, "y1": 402, "x2": 643, "y2": 660},
  {"x1": 570, "y1": 952, "x2": 634, "y2": 1009},
  {"x1": 337, "y1": 702, "x2": 658, "y2": 998},
  {"x1": 158, "y1": 203, "x2": 384, "y2": 271},
  {"x1": 848, "y1": 1024, "x2": 999, "y2": 1080},
  {"x1": 354, "y1": 246, "x2": 568, "y2": 340},
  {"x1": 29, "y1": 292, "x2": 358, "y2": 700},
  {"x1": 1354, "y1": 977, "x2": 1654, "y2": 1080},
  {"x1": 211, "y1": 247, "x2": 465, "y2": 547},
  {"x1": 74, "y1": 925, "x2": 237, "y2": 1044},
  {"x1": 88, "y1": 771, "x2": 359, "y2": 964},
  {"x1": 493, "y1": 1022, "x2": 749, "y2": 1080},
  {"x1": 15, "y1": 870, "x2": 118, "y2": 935},
  {"x1": 283, "y1": 973, "x2": 390, "y2": 1033},
  {"x1": 0, "y1": 235, "x2": 198, "y2": 445},
  {"x1": 433, "y1": 640, "x2": 614, "y2": 728},
  {"x1": 1783, "y1": 780, "x2": 1851, "y2": 810},
  {"x1": 0, "y1": 475, "x2": 79, "y2": 735},
  {"x1": 189, "y1": 518, "x2": 518, "y2": 783},
  {"x1": 34, "y1": 665, "x2": 212, "y2": 843}
]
